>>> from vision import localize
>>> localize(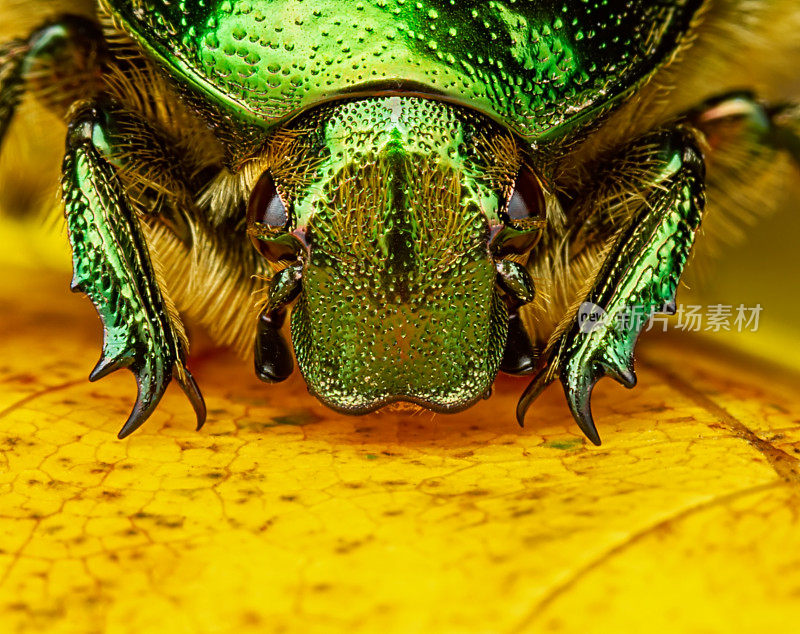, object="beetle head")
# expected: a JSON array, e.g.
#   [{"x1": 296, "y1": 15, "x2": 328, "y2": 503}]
[{"x1": 249, "y1": 97, "x2": 544, "y2": 413}]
